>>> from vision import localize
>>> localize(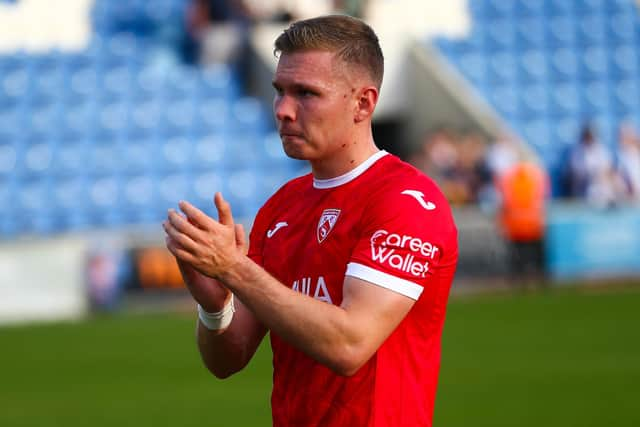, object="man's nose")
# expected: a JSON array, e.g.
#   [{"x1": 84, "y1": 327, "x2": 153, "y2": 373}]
[{"x1": 274, "y1": 95, "x2": 296, "y2": 123}]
